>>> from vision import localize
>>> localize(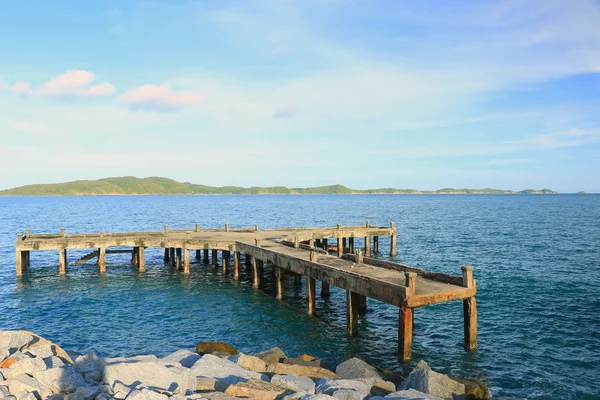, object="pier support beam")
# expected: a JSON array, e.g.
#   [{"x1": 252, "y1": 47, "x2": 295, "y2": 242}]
[
  {"x1": 252, "y1": 259, "x2": 263, "y2": 289},
  {"x1": 276, "y1": 268, "x2": 284, "y2": 300},
  {"x1": 337, "y1": 237, "x2": 343, "y2": 257},
  {"x1": 223, "y1": 251, "x2": 230, "y2": 275},
  {"x1": 245, "y1": 254, "x2": 252, "y2": 267},
  {"x1": 462, "y1": 266, "x2": 477, "y2": 351},
  {"x1": 196, "y1": 250, "x2": 201, "y2": 260},
  {"x1": 16, "y1": 249, "x2": 23, "y2": 277},
  {"x1": 346, "y1": 291, "x2": 360, "y2": 336},
  {"x1": 307, "y1": 277, "x2": 316, "y2": 315},
  {"x1": 138, "y1": 247, "x2": 145, "y2": 272},
  {"x1": 164, "y1": 248, "x2": 169, "y2": 263},
  {"x1": 99, "y1": 248, "x2": 106, "y2": 272},
  {"x1": 294, "y1": 273, "x2": 302, "y2": 285},
  {"x1": 342, "y1": 238, "x2": 347, "y2": 253},
  {"x1": 59, "y1": 249, "x2": 67, "y2": 275},
  {"x1": 349, "y1": 237, "x2": 354, "y2": 253},
  {"x1": 176, "y1": 248, "x2": 182, "y2": 269},
  {"x1": 212, "y1": 250, "x2": 218, "y2": 268},
  {"x1": 132, "y1": 247, "x2": 139, "y2": 266},
  {"x1": 321, "y1": 282, "x2": 330, "y2": 298},
  {"x1": 373, "y1": 236, "x2": 379, "y2": 253},
  {"x1": 203, "y1": 249, "x2": 209, "y2": 265},
  {"x1": 323, "y1": 238, "x2": 329, "y2": 252},
  {"x1": 390, "y1": 222, "x2": 397, "y2": 256},
  {"x1": 234, "y1": 252, "x2": 241, "y2": 280},
  {"x1": 170, "y1": 248, "x2": 175, "y2": 267},
  {"x1": 183, "y1": 249, "x2": 190, "y2": 275},
  {"x1": 398, "y1": 306, "x2": 413, "y2": 361},
  {"x1": 358, "y1": 295, "x2": 367, "y2": 314}
]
